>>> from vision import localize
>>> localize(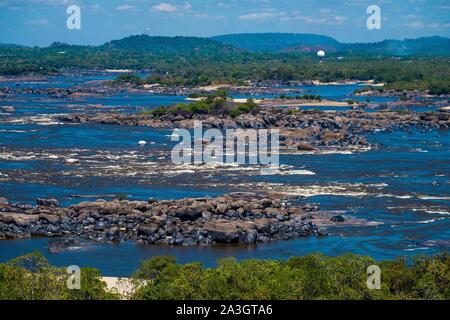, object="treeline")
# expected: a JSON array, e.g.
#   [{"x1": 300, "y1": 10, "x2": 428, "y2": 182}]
[
  {"x1": 109, "y1": 57, "x2": 449, "y2": 94},
  {"x1": 278, "y1": 94, "x2": 322, "y2": 100},
  {"x1": 132, "y1": 254, "x2": 450, "y2": 300},
  {"x1": 1, "y1": 252, "x2": 450, "y2": 300},
  {"x1": 0, "y1": 252, "x2": 118, "y2": 300},
  {"x1": 1, "y1": 40, "x2": 449, "y2": 94}
]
